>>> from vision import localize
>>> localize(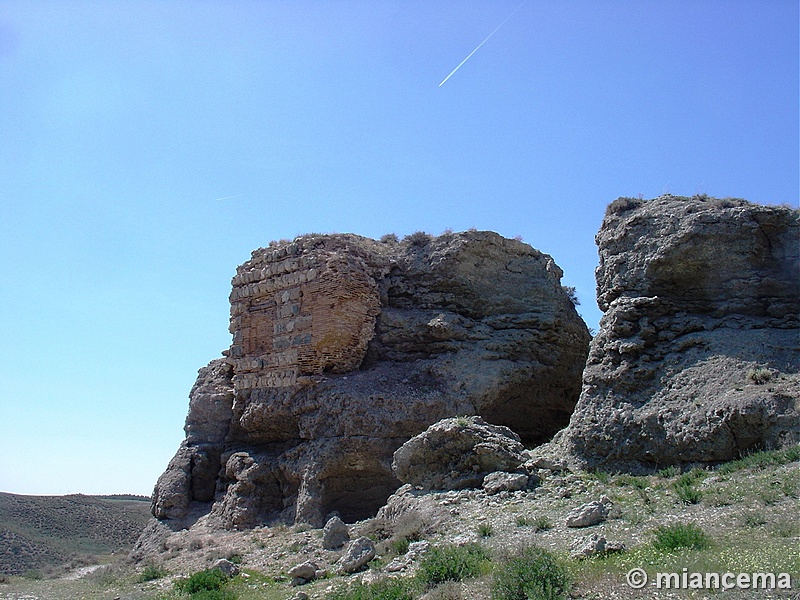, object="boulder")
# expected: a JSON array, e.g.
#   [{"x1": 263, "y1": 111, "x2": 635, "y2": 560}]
[
  {"x1": 337, "y1": 537, "x2": 376, "y2": 574},
  {"x1": 569, "y1": 533, "x2": 606, "y2": 559},
  {"x1": 144, "y1": 231, "x2": 589, "y2": 534},
  {"x1": 288, "y1": 561, "x2": 318, "y2": 583},
  {"x1": 211, "y1": 558, "x2": 239, "y2": 577},
  {"x1": 322, "y1": 516, "x2": 350, "y2": 550},
  {"x1": 482, "y1": 472, "x2": 529, "y2": 495},
  {"x1": 537, "y1": 196, "x2": 800, "y2": 471},
  {"x1": 565, "y1": 497, "x2": 611, "y2": 528},
  {"x1": 392, "y1": 416, "x2": 526, "y2": 490},
  {"x1": 569, "y1": 533, "x2": 624, "y2": 559}
]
